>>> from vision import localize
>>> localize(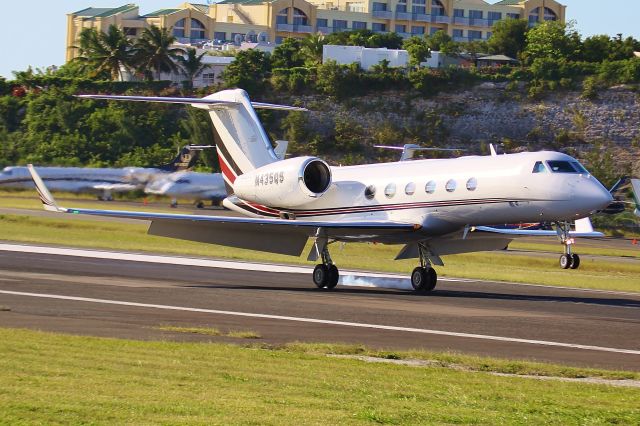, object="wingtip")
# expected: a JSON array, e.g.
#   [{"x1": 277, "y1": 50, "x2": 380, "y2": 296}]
[{"x1": 27, "y1": 164, "x2": 64, "y2": 212}]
